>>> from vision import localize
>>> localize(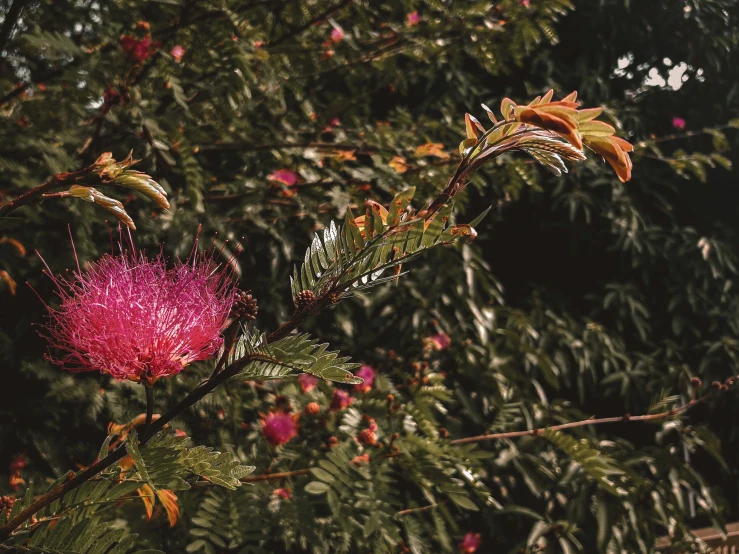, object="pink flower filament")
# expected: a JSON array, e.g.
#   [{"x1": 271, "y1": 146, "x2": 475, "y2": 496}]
[{"x1": 41, "y1": 242, "x2": 237, "y2": 382}]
